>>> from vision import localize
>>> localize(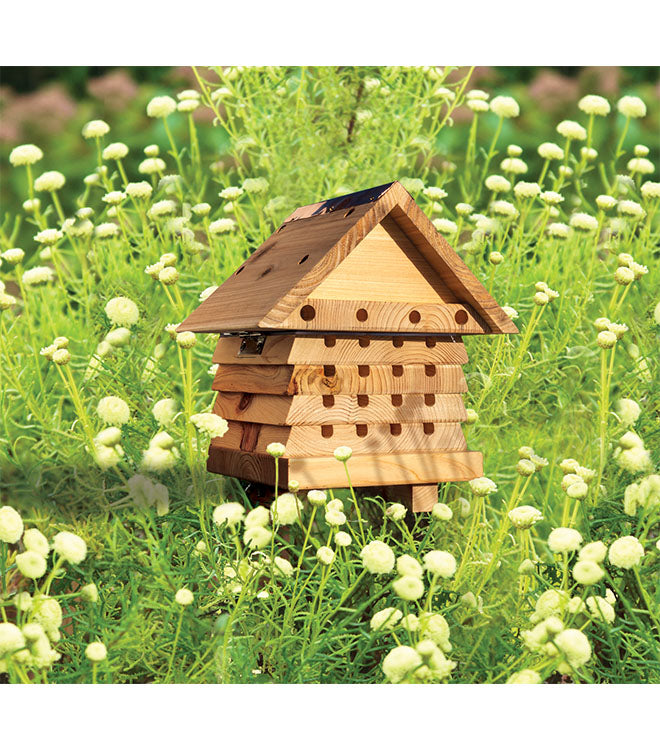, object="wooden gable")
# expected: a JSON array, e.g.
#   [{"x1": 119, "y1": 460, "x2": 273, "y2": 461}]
[{"x1": 179, "y1": 181, "x2": 518, "y2": 335}]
